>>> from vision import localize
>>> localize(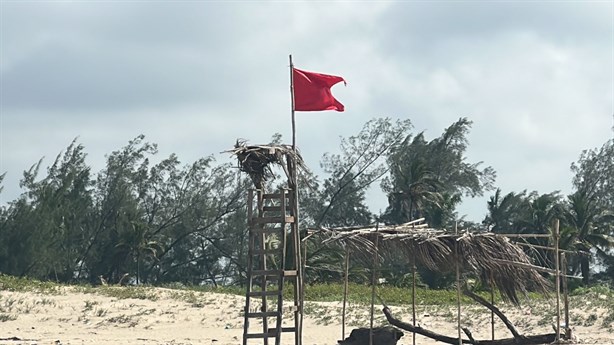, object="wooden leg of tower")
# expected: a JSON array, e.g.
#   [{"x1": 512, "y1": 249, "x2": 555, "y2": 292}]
[
  {"x1": 274, "y1": 189, "x2": 288, "y2": 345},
  {"x1": 243, "y1": 190, "x2": 255, "y2": 345},
  {"x1": 260, "y1": 227, "x2": 270, "y2": 344},
  {"x1": 258, "y1": 192, "x2": 269, "y2": 345},
  {"x1": 243, "y1": 229, "x2": 254, "y2": 345},
  {"x1": 290, "y1": 187, "x2": 302, "y2": 345}
]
